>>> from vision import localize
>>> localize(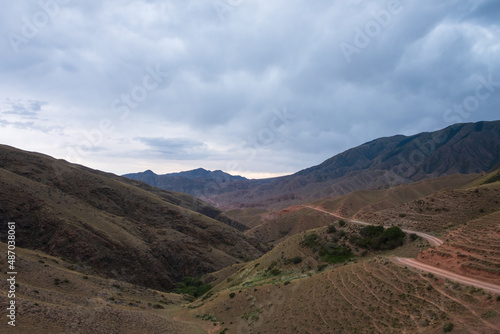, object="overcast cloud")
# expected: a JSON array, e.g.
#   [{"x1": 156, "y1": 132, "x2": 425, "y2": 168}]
[{"x1": 1, "y1": 0, "x2": 499, "y2": 178}]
